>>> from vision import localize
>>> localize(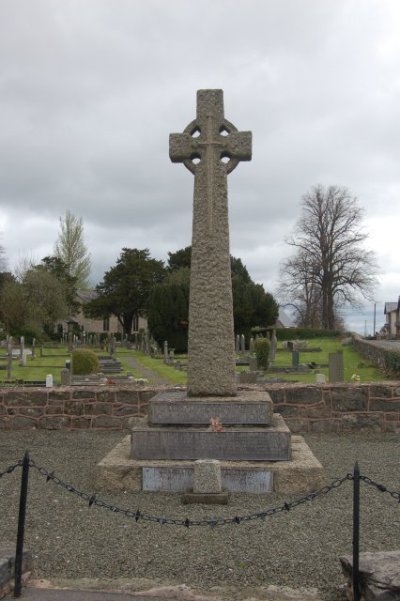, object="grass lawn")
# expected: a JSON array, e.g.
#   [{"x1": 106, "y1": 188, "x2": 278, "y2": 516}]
[
  {"x1": 266, "y1": 338, "x2": 386, "y2": 383},
  {"x1": 0, "y1": 338, "x2": 391, "y2": 386},
  {"x1": 0, "y1": 347, "x2": 70, "y2": 384},
  {"x1": 121, "y1": 350, "x2": 187, "y2": 385}
]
